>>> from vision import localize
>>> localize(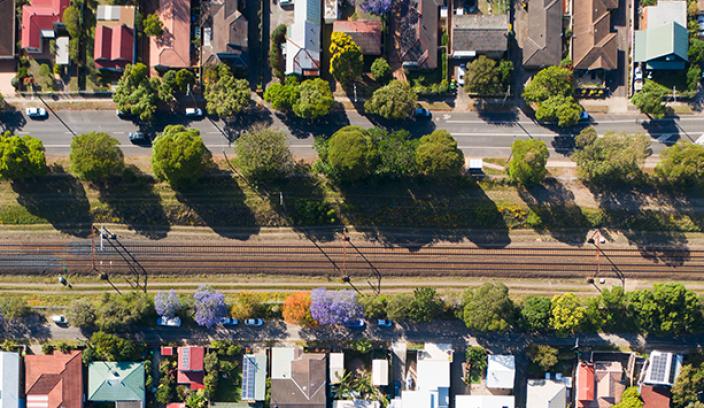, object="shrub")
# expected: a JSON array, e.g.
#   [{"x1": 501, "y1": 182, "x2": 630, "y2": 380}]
[{"x1": 370, "y1": 57, "x2": 391, "y2": 82}]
